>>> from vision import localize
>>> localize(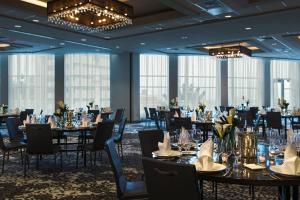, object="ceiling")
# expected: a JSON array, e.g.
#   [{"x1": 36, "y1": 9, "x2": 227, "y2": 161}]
[{"x1": 0, "y1": 0, "x2": 300, "y2": 59}]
